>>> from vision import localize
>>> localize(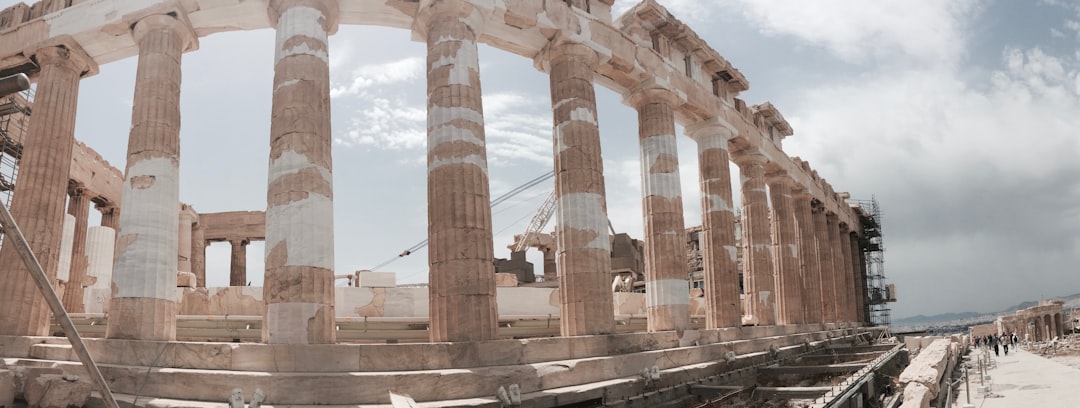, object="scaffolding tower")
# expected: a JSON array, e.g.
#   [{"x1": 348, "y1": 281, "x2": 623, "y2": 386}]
[
  {"x1": 0, "y1": 85, "x2": 33, "y2": 249},
  {"x1": 854, "y1": 197, "x2": 893, "y2": 327}
]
